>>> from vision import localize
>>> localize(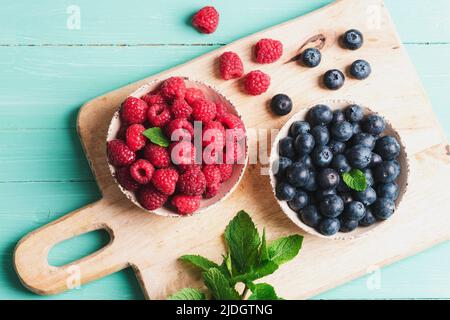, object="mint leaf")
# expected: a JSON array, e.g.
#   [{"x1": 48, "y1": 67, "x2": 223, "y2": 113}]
[
  {"x1": 203, "y1": 268, "x2": 240, "y2": 300},
  {"x1": 232, "y1": 261, "x2": 279, "y2": 283},
  {"x1": 224, "y1": 210, "x2": 260, "y2": 275},
  {"x1": 248, "y1": 283, "x2": 279, "y2": 300},
  {"x1": 268, "y1": 235, "x2": 303, "y2": 265},
  {"x1": 168, "y1": 288, "x2": 206, "y2": 300},
  {"x1": 342, "y1": 169, "x2": 367, "y2": 192},
  {"x1": 180, "y1": 255, "x2": 219, "y2": 272},
  {"x1": 143, "y1": 127, "x2": 169, "y2": 147},
  {"x1": 259, "y1": 228, "x2": 269, "y2": 263}
]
